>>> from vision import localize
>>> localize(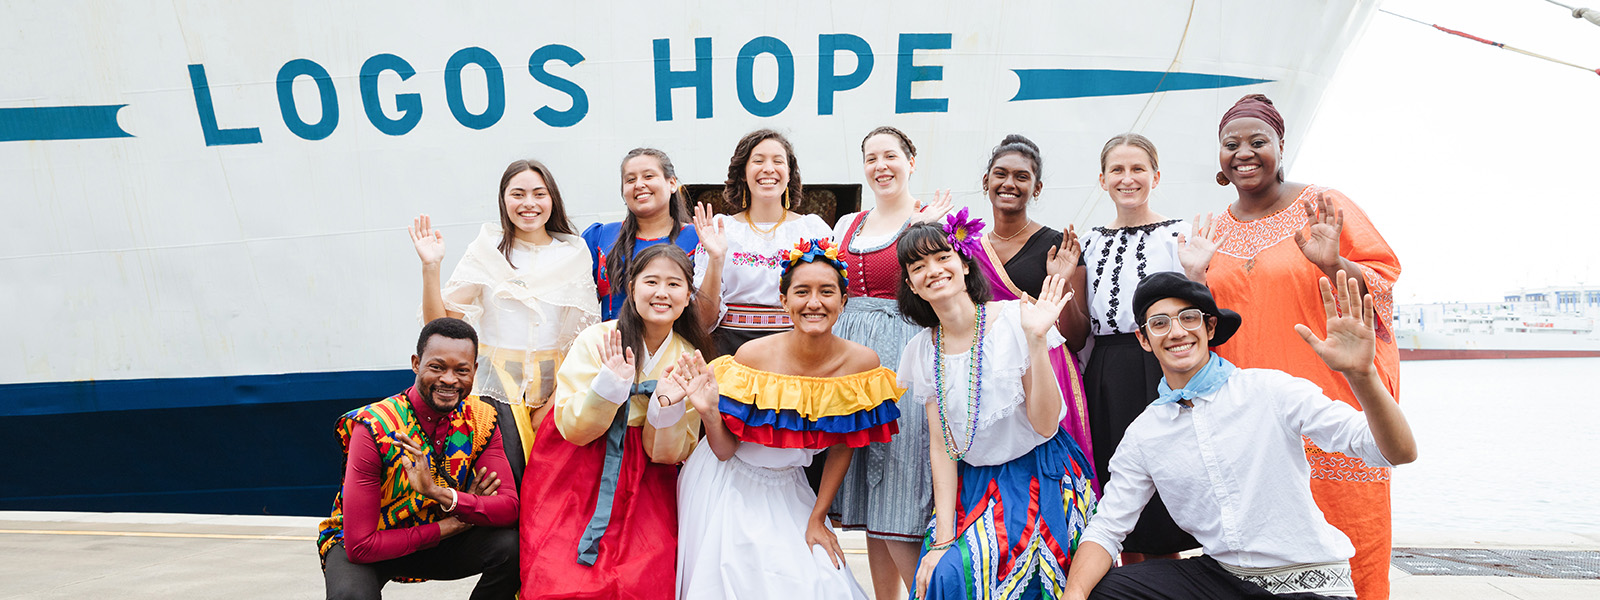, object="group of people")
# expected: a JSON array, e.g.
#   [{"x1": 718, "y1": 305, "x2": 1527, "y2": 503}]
[{"x1": 316, "y1": 93, "x2": 1416, "y2": 600}]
